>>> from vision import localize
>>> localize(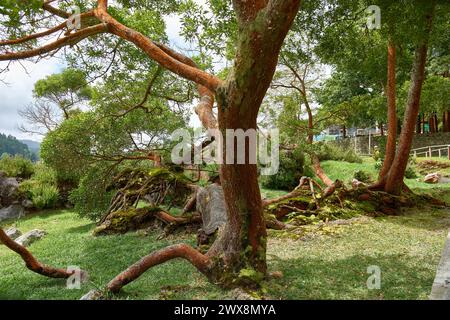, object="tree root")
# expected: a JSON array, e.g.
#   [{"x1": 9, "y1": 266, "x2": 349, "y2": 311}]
[
  {"x1": 0, "y1": 228, "x2": 78, "y2": 279},
  {"x1": 106, "y1": 243, "x2": 211, "y2": 293}
]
